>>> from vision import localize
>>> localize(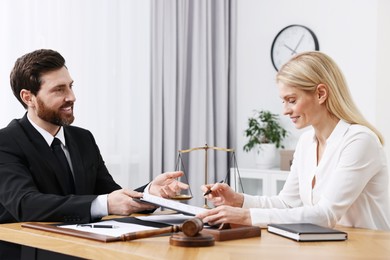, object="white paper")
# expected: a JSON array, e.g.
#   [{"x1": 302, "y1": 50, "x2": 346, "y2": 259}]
[
  {"x1": 60, "y1": 220, "x2": 157, "y2": 237},
  {"x1": 136, "y1": 213, "x2": 194, "y2": 225},
  {"x1": 140, "y1": 193, "x2": 208, "y2": 216}
]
